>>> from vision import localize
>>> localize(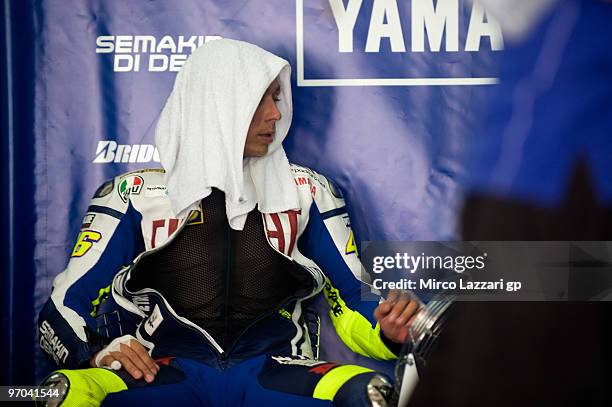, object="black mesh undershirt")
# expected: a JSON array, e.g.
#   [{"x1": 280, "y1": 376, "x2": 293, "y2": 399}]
[{"x1": 128, "y1": 188, "x2": 310, "y2": 350}]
